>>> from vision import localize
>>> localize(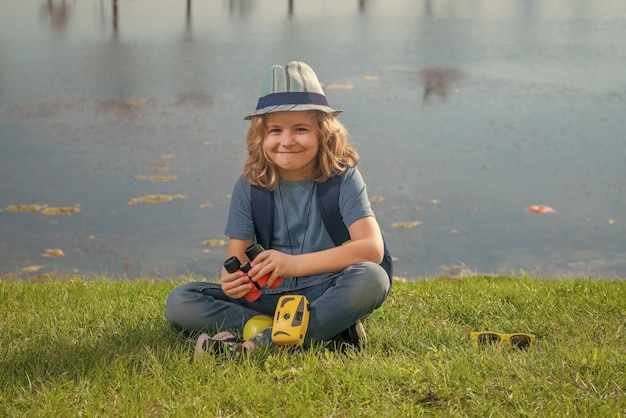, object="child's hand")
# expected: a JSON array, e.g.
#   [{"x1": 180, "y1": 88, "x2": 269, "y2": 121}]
[
  {"x1": 248, "y1": 249, "x2": 291, "y2": 286},
  {"x1": 220, "y1": 269, "x2": 253, "y2": 299}
]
